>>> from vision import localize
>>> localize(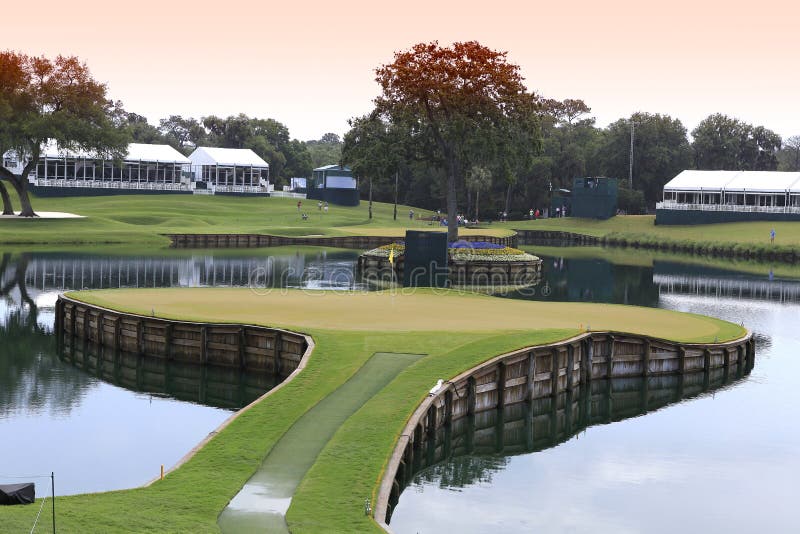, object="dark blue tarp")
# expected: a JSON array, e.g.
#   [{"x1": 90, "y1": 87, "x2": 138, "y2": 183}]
[{"x1": 0, "y1": 483, "x2": 35, "y2": 505}]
